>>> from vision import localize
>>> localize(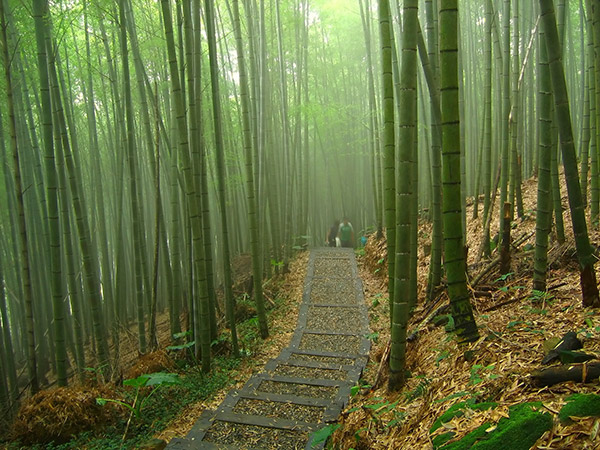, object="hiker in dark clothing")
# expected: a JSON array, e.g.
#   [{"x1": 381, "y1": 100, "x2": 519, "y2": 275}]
[
  {"x1": 338, "y1": 217, "x2": 355, "y2": 248},
  {"x1": 326, "y1": 220, "x2": 340, "y2": 247}
]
